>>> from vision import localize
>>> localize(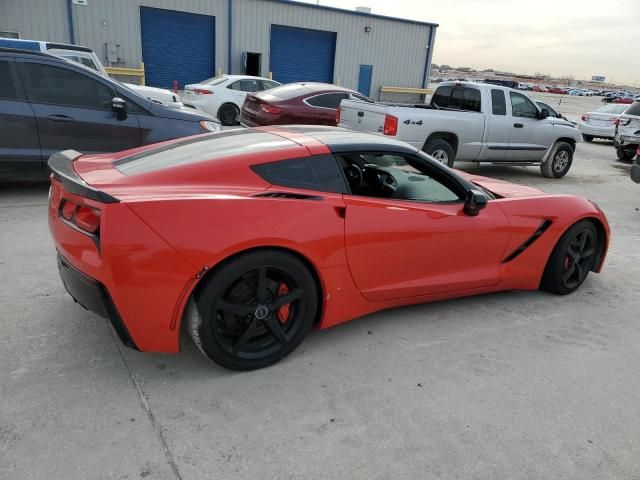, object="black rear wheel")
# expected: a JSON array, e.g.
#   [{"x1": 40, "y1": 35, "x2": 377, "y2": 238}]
[
  {"x1": 616, "y1": 146, "x2": 636, "y2": 162},
  {"x1": 217, "y1": 103, "x2": 240, "y2": 126},
  {"x1": 541, "y1": 220, "x2": 599, "y2": 295},
  {"x1": 191, "y1": 250, "x2": 318, "y2": 370}
]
